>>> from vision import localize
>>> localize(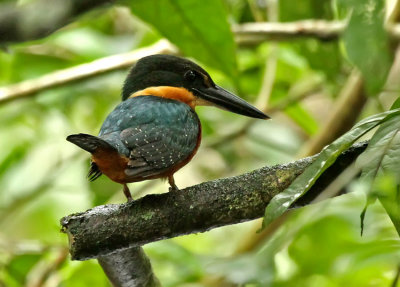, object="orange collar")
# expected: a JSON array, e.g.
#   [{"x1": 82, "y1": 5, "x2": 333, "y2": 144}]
[{"x1": 129, "y1": 86, "x2": 196, "y2": 108}]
